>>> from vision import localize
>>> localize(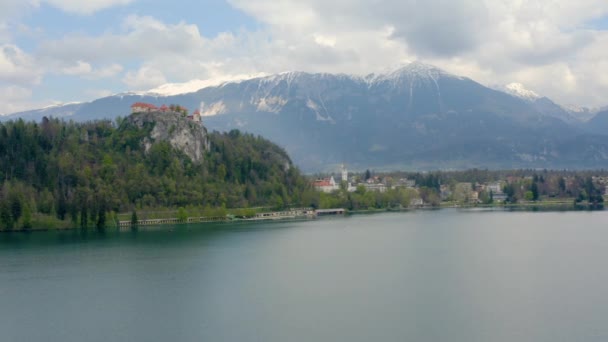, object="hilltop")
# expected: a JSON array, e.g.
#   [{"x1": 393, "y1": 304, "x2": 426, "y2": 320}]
[{"x1": 0, "y1": 111, "x2": 310, "y2": 230}]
